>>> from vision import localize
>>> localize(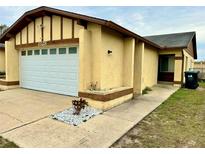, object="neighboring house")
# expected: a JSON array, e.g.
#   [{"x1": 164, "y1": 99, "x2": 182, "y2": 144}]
[
  {"x1": 0, "y1": 43, "x2": 5, "y2": 73},
  {"x1": 0, "y1": 6, "x2": 197, "y2": 110}
]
